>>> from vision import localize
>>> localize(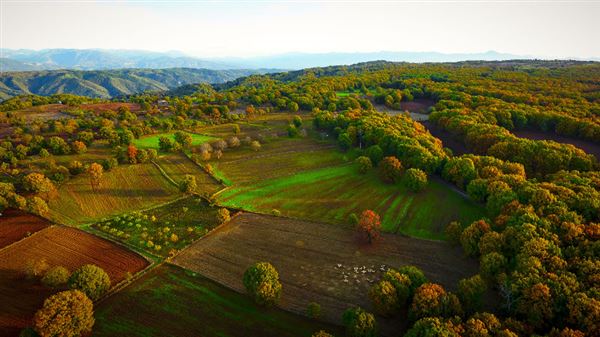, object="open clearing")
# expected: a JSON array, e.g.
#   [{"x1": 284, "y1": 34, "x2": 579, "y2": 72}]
[
  {"x1": 133, "y1": 132, "x2": 216, "y2": 150},
  {"x1": 156, "y1": 153, "x2": 222, "y2": 194},
  {"x1": 513, "y1": 128, "x2": 600, "y2": 160},
  {"x1": 93, "y1": 263, "x2": 342, "y2": 337},
  {"x1": 0, "y1": 226, "x2": 149, "y2": 336},
  {"x1": 217, "y1": 164, "x2": 484, "y2": 240},
  {"x1": 48, "y1": 162, "x2": 180, "y2": 225},
  {"x1": 0, "y1": 209, "x2": 50, "y2": 249},
  {"x1": 173, "y1": 213, "x2": 479, "y2": 334}
]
